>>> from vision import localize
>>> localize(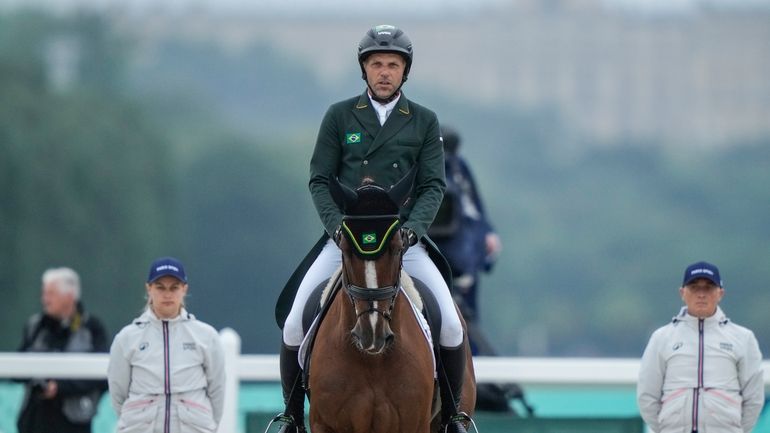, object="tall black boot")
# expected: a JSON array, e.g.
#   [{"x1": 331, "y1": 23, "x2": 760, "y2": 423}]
[
  {"x1": 275, "y1": 343, "x2": 307, "y2": 433},
  {"x1": 439, "y1": 344, "x2": 471, "y2": 433}
]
